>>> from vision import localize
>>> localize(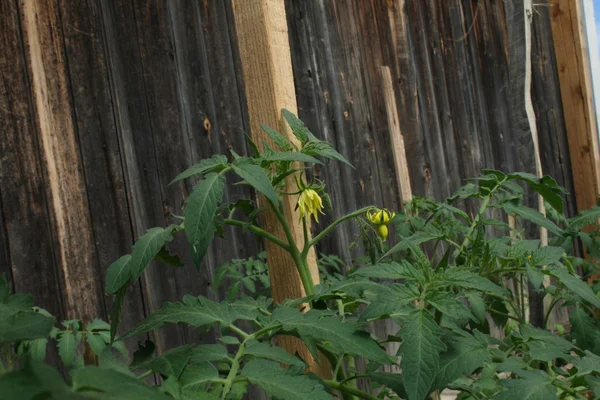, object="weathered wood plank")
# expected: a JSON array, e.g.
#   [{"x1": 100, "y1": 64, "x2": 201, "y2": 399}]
[
  {"x1": 57, "y1": 0, "x2": 146, "y2": 340},
  {"x1": 549, "y1": 0, "x2": 600, "y2": 214},
  {"x1": 19, "y1": 0, "x2": 106, "y2": 323},
  {"x1": 99, "y1": 0, "x2": 185, "y2": 353}
]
